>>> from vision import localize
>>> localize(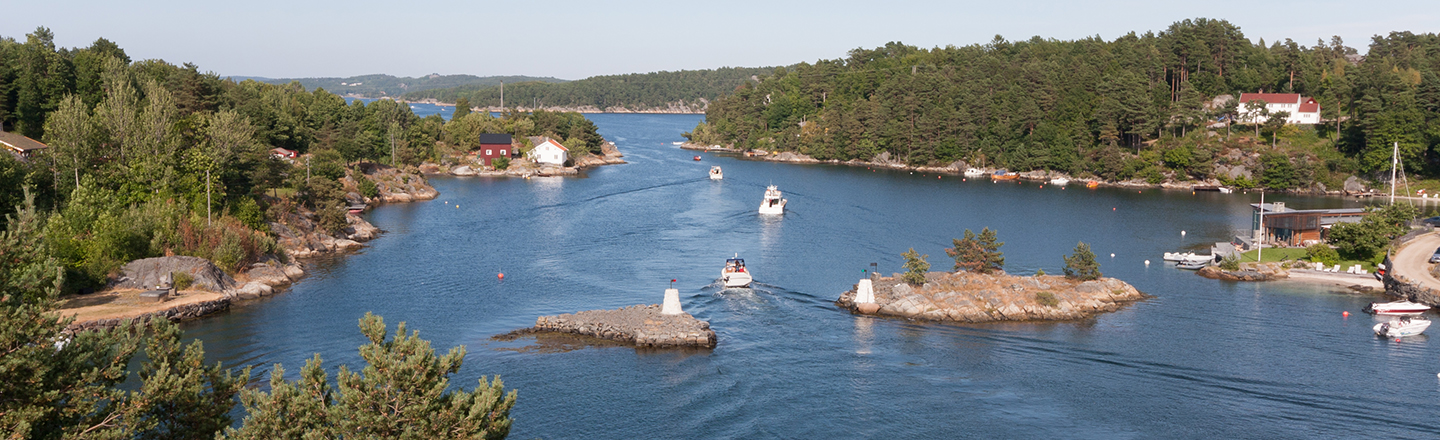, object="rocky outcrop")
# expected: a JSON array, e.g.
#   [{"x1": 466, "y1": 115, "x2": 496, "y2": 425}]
[
  {"x1": 1195, "y1": 262, "x2": 1290, "y2": 281},
  {"x1": 347, "y1": 163, "x2": 439, "y2": 203},
  {"x1": 526, "y1": 304, "x2": 716, "y2": 348},
  {"x1": 64, "y1": 298, "x2": 231, "y2": 333},
  {"x1": 112, "y1": 257, "x2": 236, "y2": 292},
  {"x1": 271, "y1": 209, "x2": 377, "y2": 259},
  {"x1": 770, "y1": 151, "x2": 820, "y2": 164},
  {"x1": 835, "y1": 272, "x2": 1145, "y2": 322}
]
